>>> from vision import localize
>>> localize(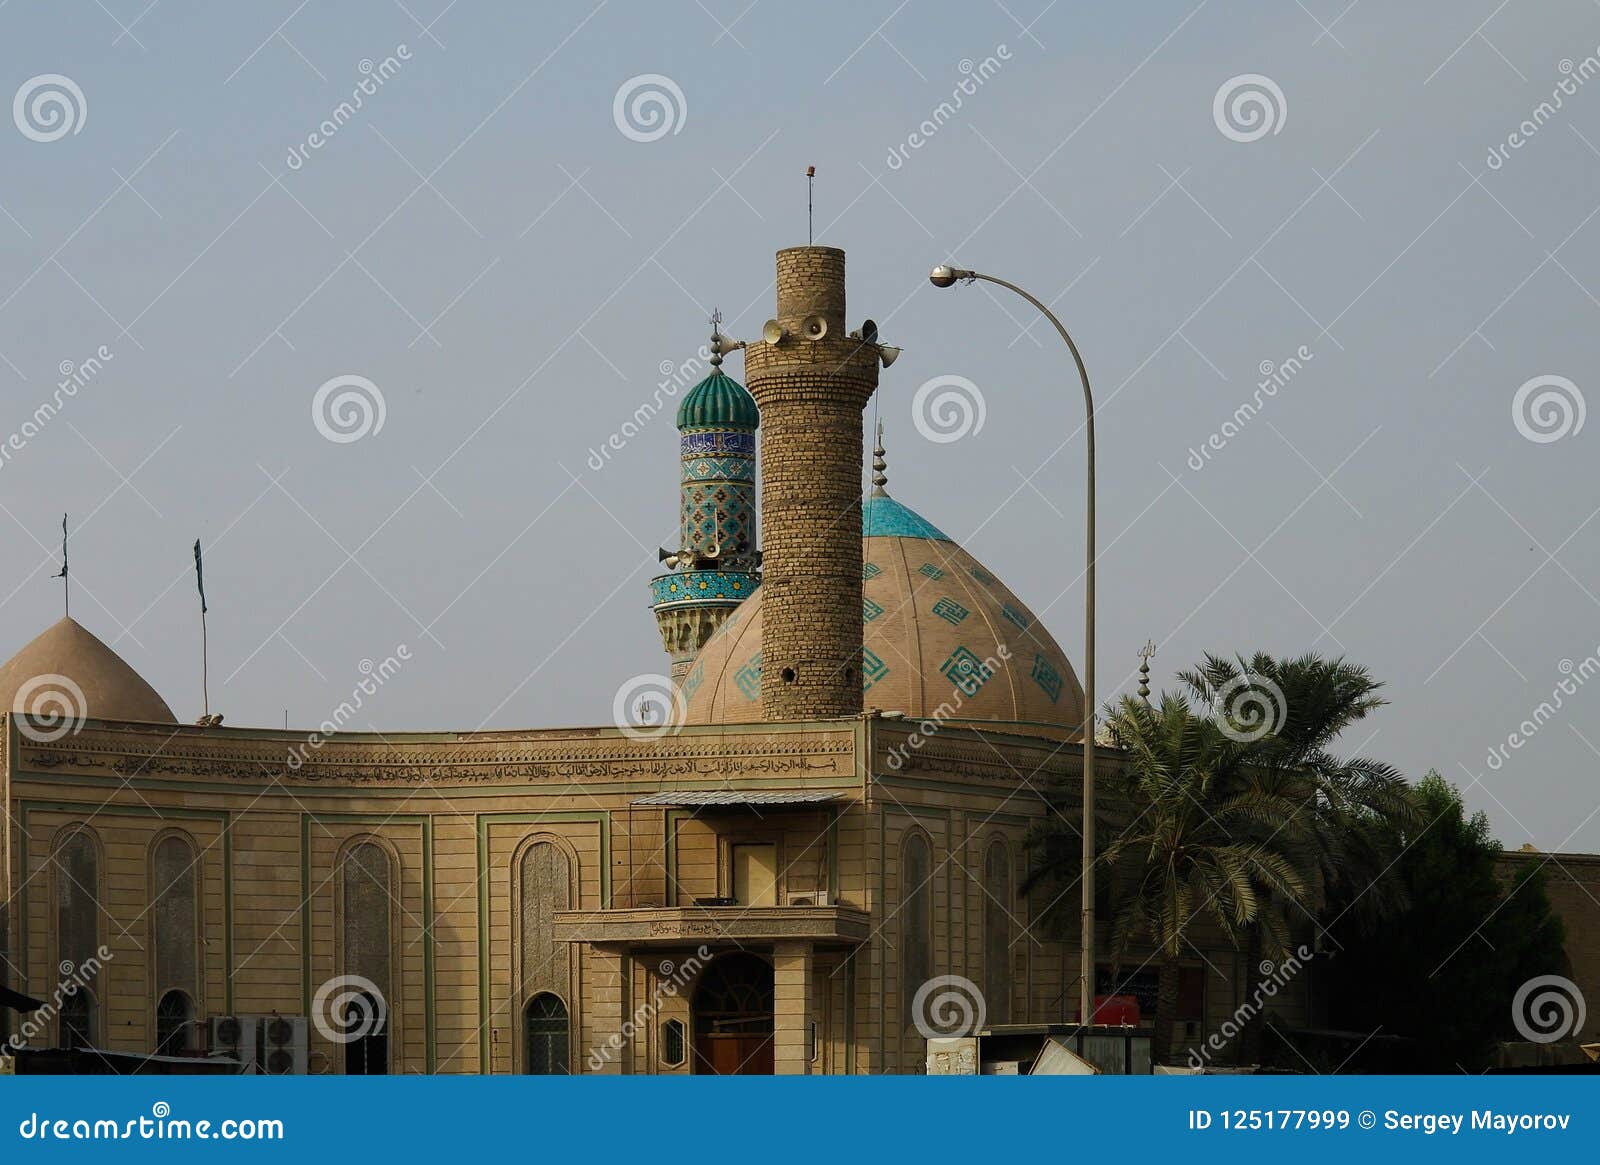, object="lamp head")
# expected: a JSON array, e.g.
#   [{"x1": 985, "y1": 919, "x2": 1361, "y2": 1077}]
[{"x1": 929, "y1": 264, "x2": 973, "y2": 288}]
